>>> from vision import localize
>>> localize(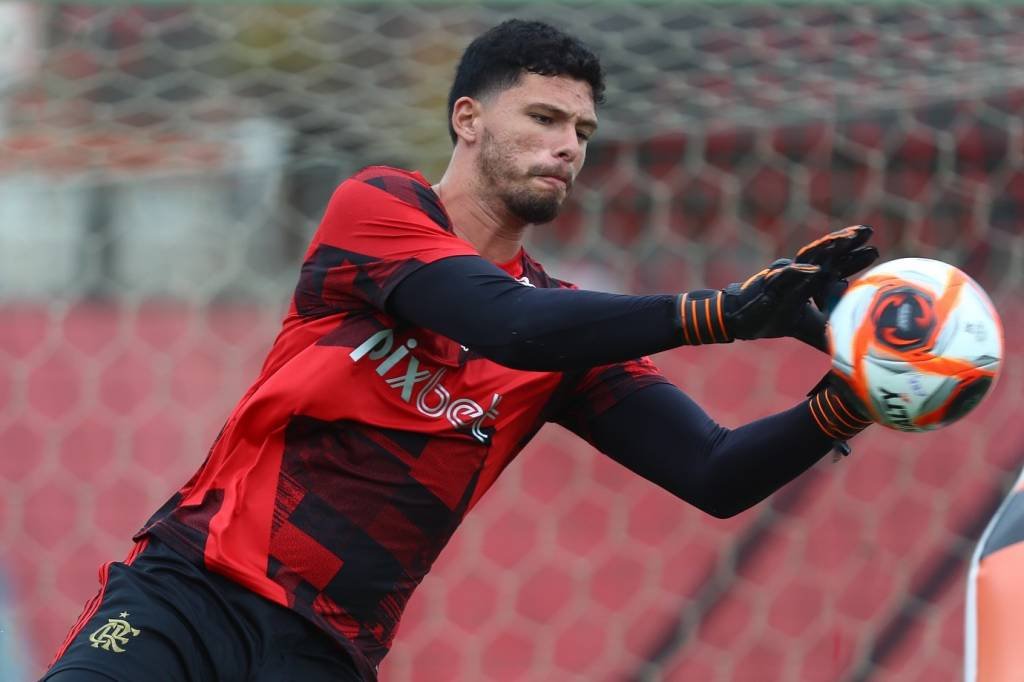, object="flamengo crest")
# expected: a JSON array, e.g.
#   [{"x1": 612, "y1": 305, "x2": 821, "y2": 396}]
[{"x1": 89, "y1": 612, "x2": 141, "y2": 653}]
